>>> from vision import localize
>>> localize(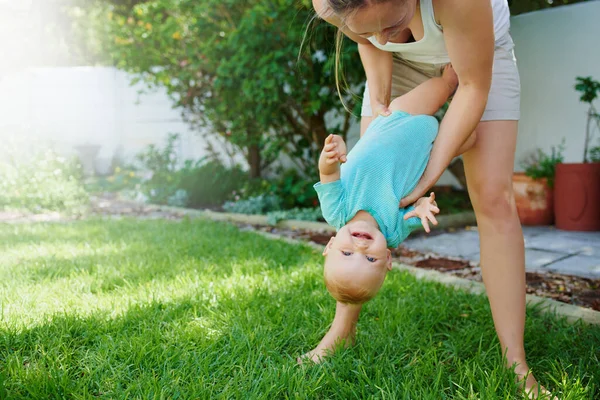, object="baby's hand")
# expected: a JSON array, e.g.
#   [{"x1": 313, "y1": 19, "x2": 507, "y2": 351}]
[
  {"x1": 319, "y1": 134, "x2": 347, "y2": 172},
  {"x1": 403, "y1": 192, "x2": 440, "y2": 233}
]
